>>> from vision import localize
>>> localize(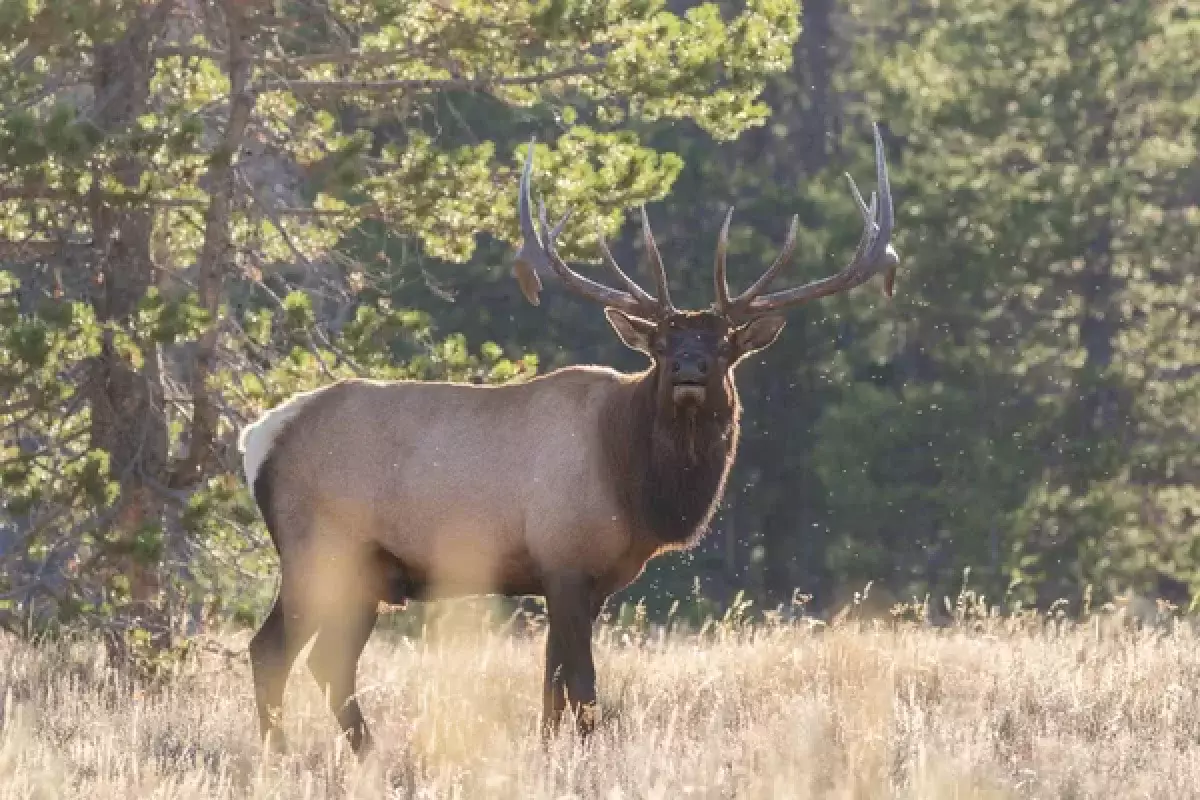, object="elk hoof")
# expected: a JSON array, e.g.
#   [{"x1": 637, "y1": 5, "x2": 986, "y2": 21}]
[{"x1": 575, "y1": 703, "x2": 599, "y2": 737}]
